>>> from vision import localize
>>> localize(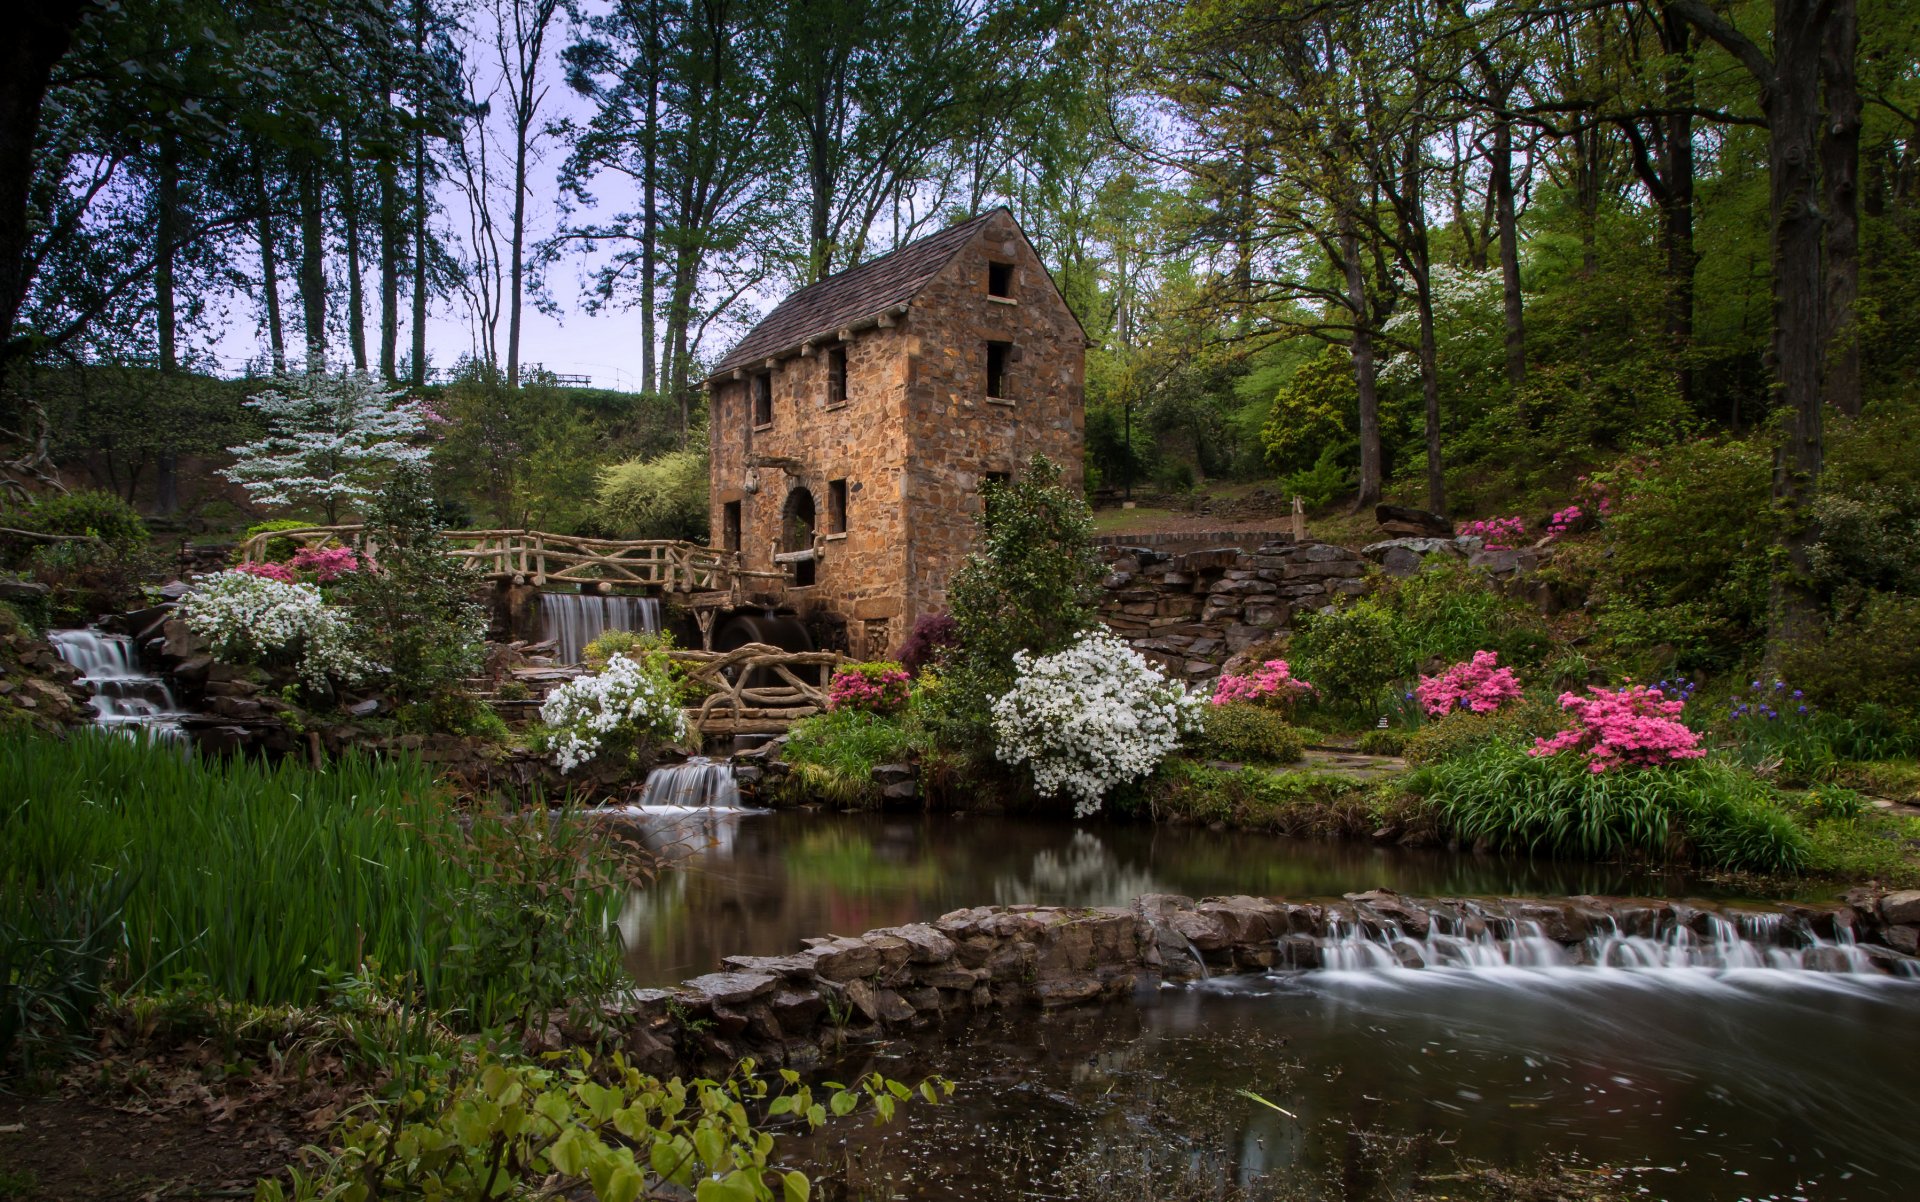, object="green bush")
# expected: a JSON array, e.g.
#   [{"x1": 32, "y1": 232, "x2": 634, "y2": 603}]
[
  {"x1": 1193, "y1": 703, "x2": 1305, "y2": 764},
  {"x1": 1289, "y1": 599, "x2": 1400, "y2": 712},
  {"x1": 4, "y1": 489, "x2": 147, "y2": 547},
  {"x1": 1402, "y1": 694, "x2": 1564, "y2": 765},
  {"x1": 780, "y1": 709, "x2": 922, "y2": 807},
  {"x1": 1408, "y1": 742, "x2": 1809, "y2": 873},
  {"x1": 1132, "y1": 758, "x2": 1386, "y2": 839},
  {"x1": 242, "y1": 517, "x2": 316, "y2": 562},
  {"x1": 1357, "y1": 728, "x2": 1407, "y2": 756},
  {"x1": 1387, "y1": 562, "x2": 1552, "y2": 671},
  {"x1": 1780, "y1": 593, "x2": 1920, "y2": 722},
  {"x1": 582, "y1": 626, "x2": 675, "y2": 669},
  {"x1": 594, "y1": 448, "x2": 709, "y2": 541}
]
